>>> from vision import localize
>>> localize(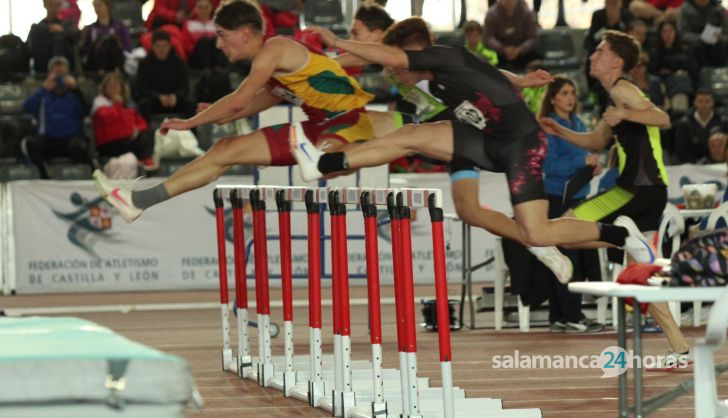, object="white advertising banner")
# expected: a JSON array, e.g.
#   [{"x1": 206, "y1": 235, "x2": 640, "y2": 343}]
[
  {"x1": 9, "y1": 175, "x2": 491, "y2": 294},
  {"x1": 7, "y1": 164, "x2": 727, "y2": 294}
]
